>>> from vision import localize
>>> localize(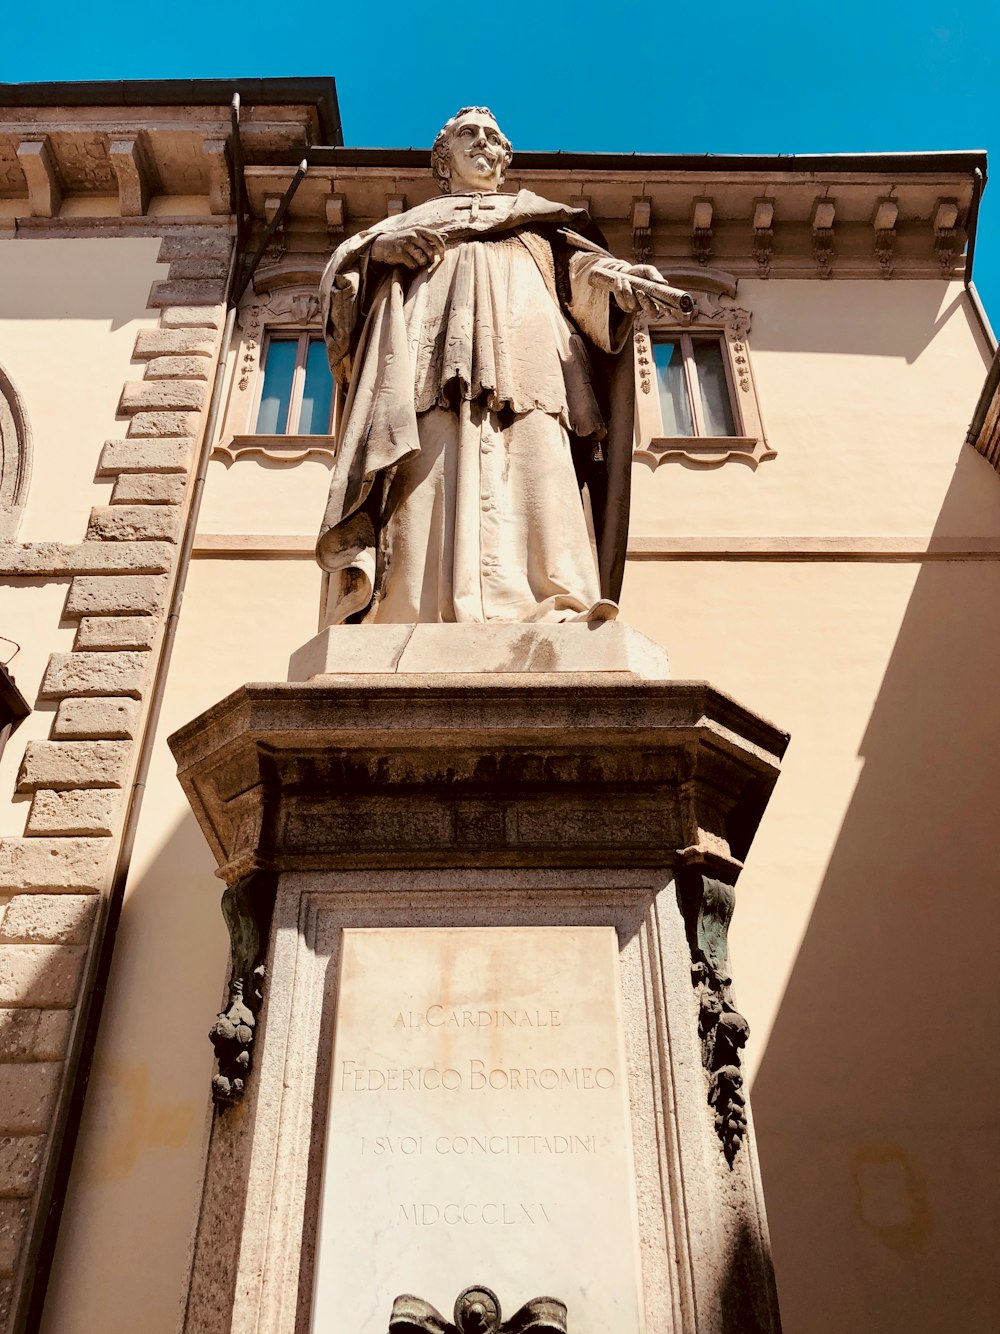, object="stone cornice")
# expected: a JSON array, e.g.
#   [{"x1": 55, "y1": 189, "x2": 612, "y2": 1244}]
[{"x1": 0, "y1": 92, "x2": 983, "y2": 279}]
